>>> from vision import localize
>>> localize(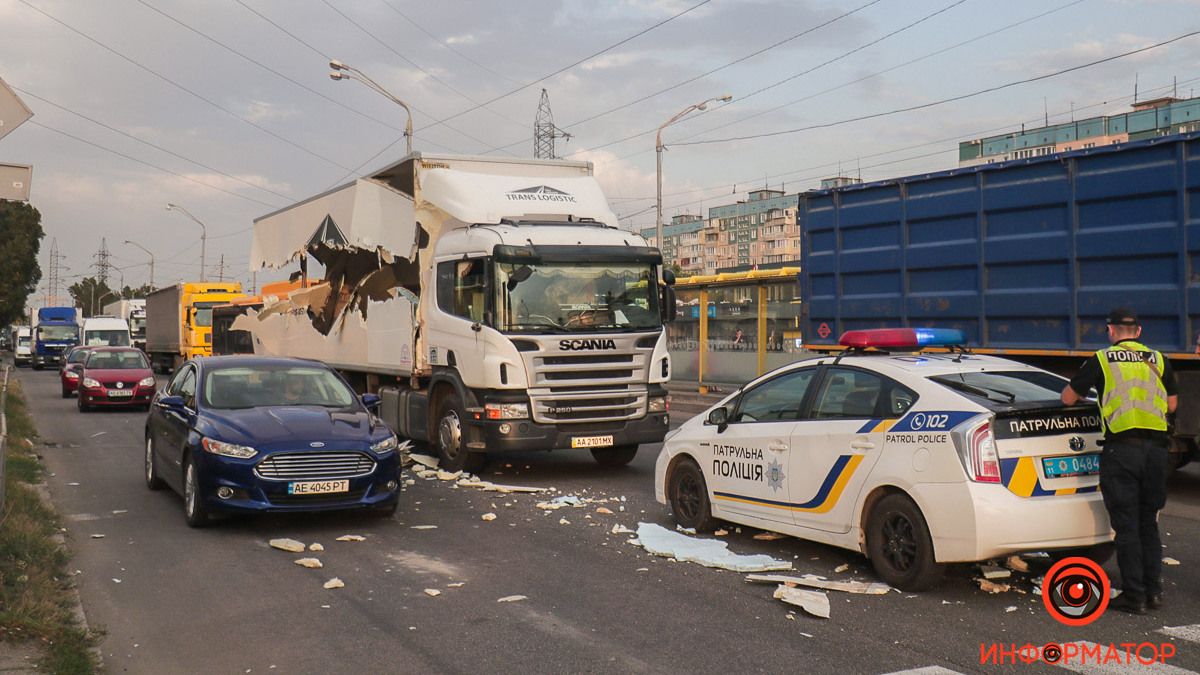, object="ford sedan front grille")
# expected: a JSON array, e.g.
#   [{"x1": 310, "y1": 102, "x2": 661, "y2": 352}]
[{"x1": 255, "y1": 452, "x2": 375, "y2": 481}]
